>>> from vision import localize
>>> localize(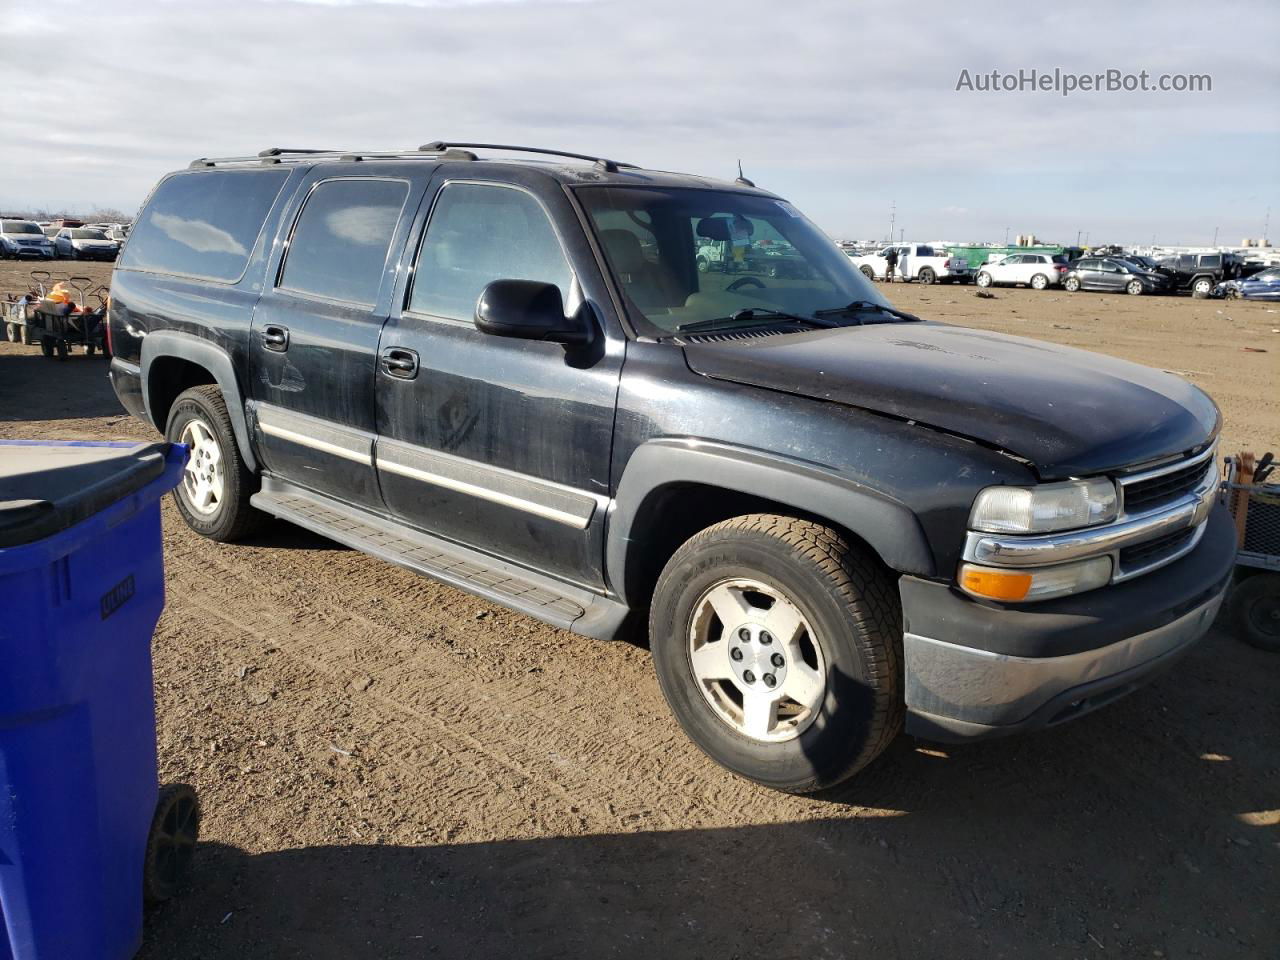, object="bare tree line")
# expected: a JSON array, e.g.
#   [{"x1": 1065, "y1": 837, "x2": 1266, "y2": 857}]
[{"x1": 0, "y1": 206, "x2": 133, "y2": 223}]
